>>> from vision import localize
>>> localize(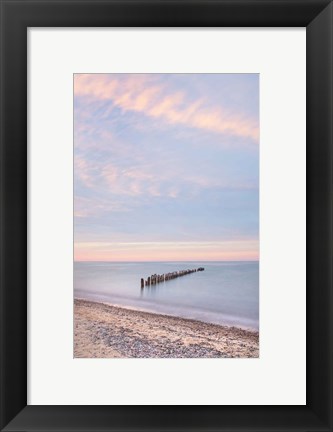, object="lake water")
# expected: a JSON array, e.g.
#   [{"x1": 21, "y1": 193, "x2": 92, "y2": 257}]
[{"x1": 74, "y1": 261, "x2": 259, "y2": 330}]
